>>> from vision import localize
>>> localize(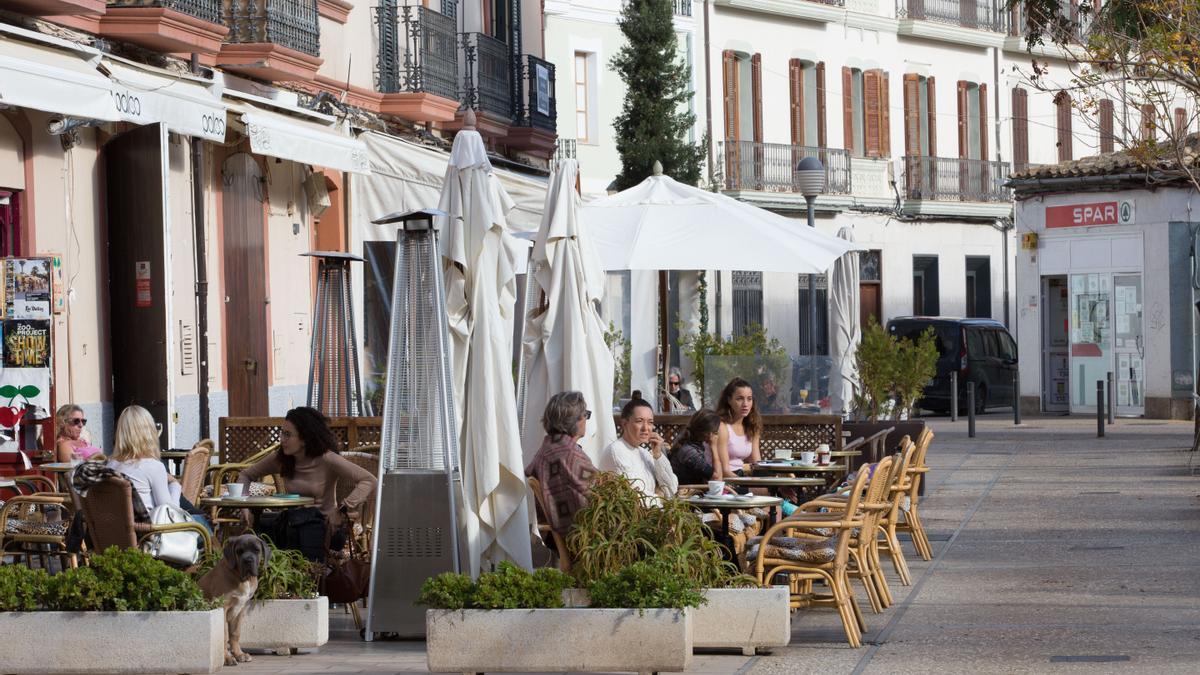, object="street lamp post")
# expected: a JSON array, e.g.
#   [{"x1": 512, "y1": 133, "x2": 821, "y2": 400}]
[{"x1": 796, "y1": 156, "x2": 825, "y2": 407}]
